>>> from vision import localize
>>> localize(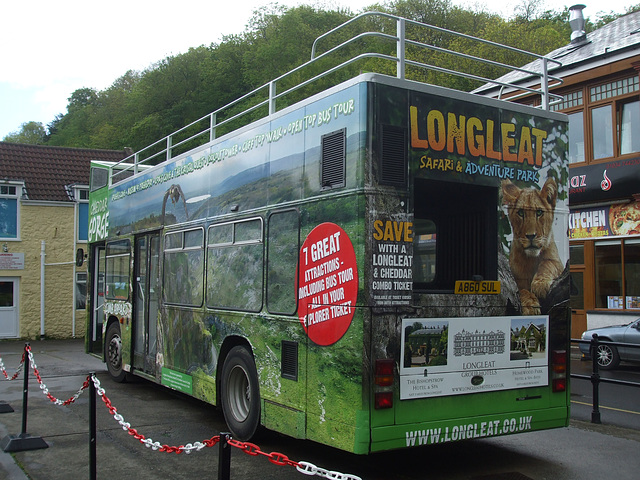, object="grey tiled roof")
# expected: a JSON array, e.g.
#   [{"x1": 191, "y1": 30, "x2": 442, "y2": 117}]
[
  {"x1": 0, "y1": 142, "x2": 127, "y2": 202},
  {"x1": 475, "y1": 10, "x2": 640, "y2": 94}
]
